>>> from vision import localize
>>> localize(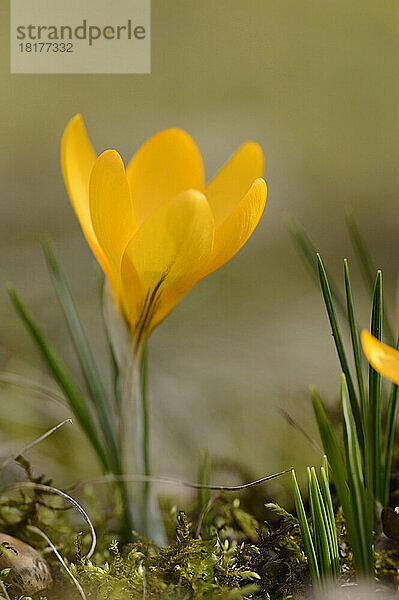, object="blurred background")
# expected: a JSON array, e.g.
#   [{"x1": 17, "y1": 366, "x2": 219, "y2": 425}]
[{"x1": 0, "y1": 0, "x2": 399, "y2": 500}]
